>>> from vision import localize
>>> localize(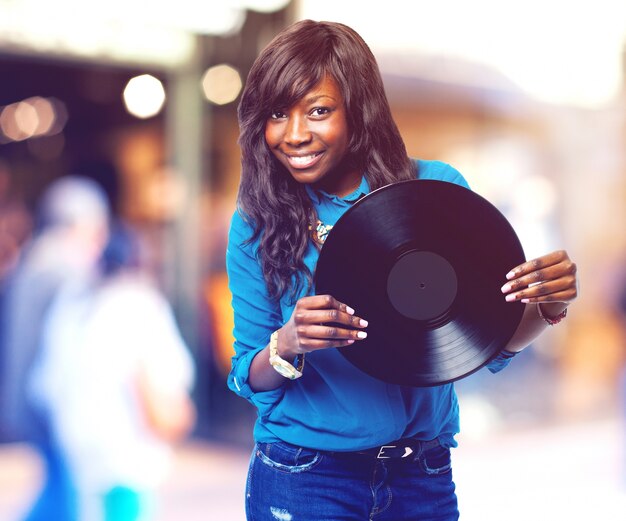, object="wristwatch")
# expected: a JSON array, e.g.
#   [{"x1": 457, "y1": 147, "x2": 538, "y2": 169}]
[{"x1": 269, "y1": 330, "x2": 305, "y2": 379}]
